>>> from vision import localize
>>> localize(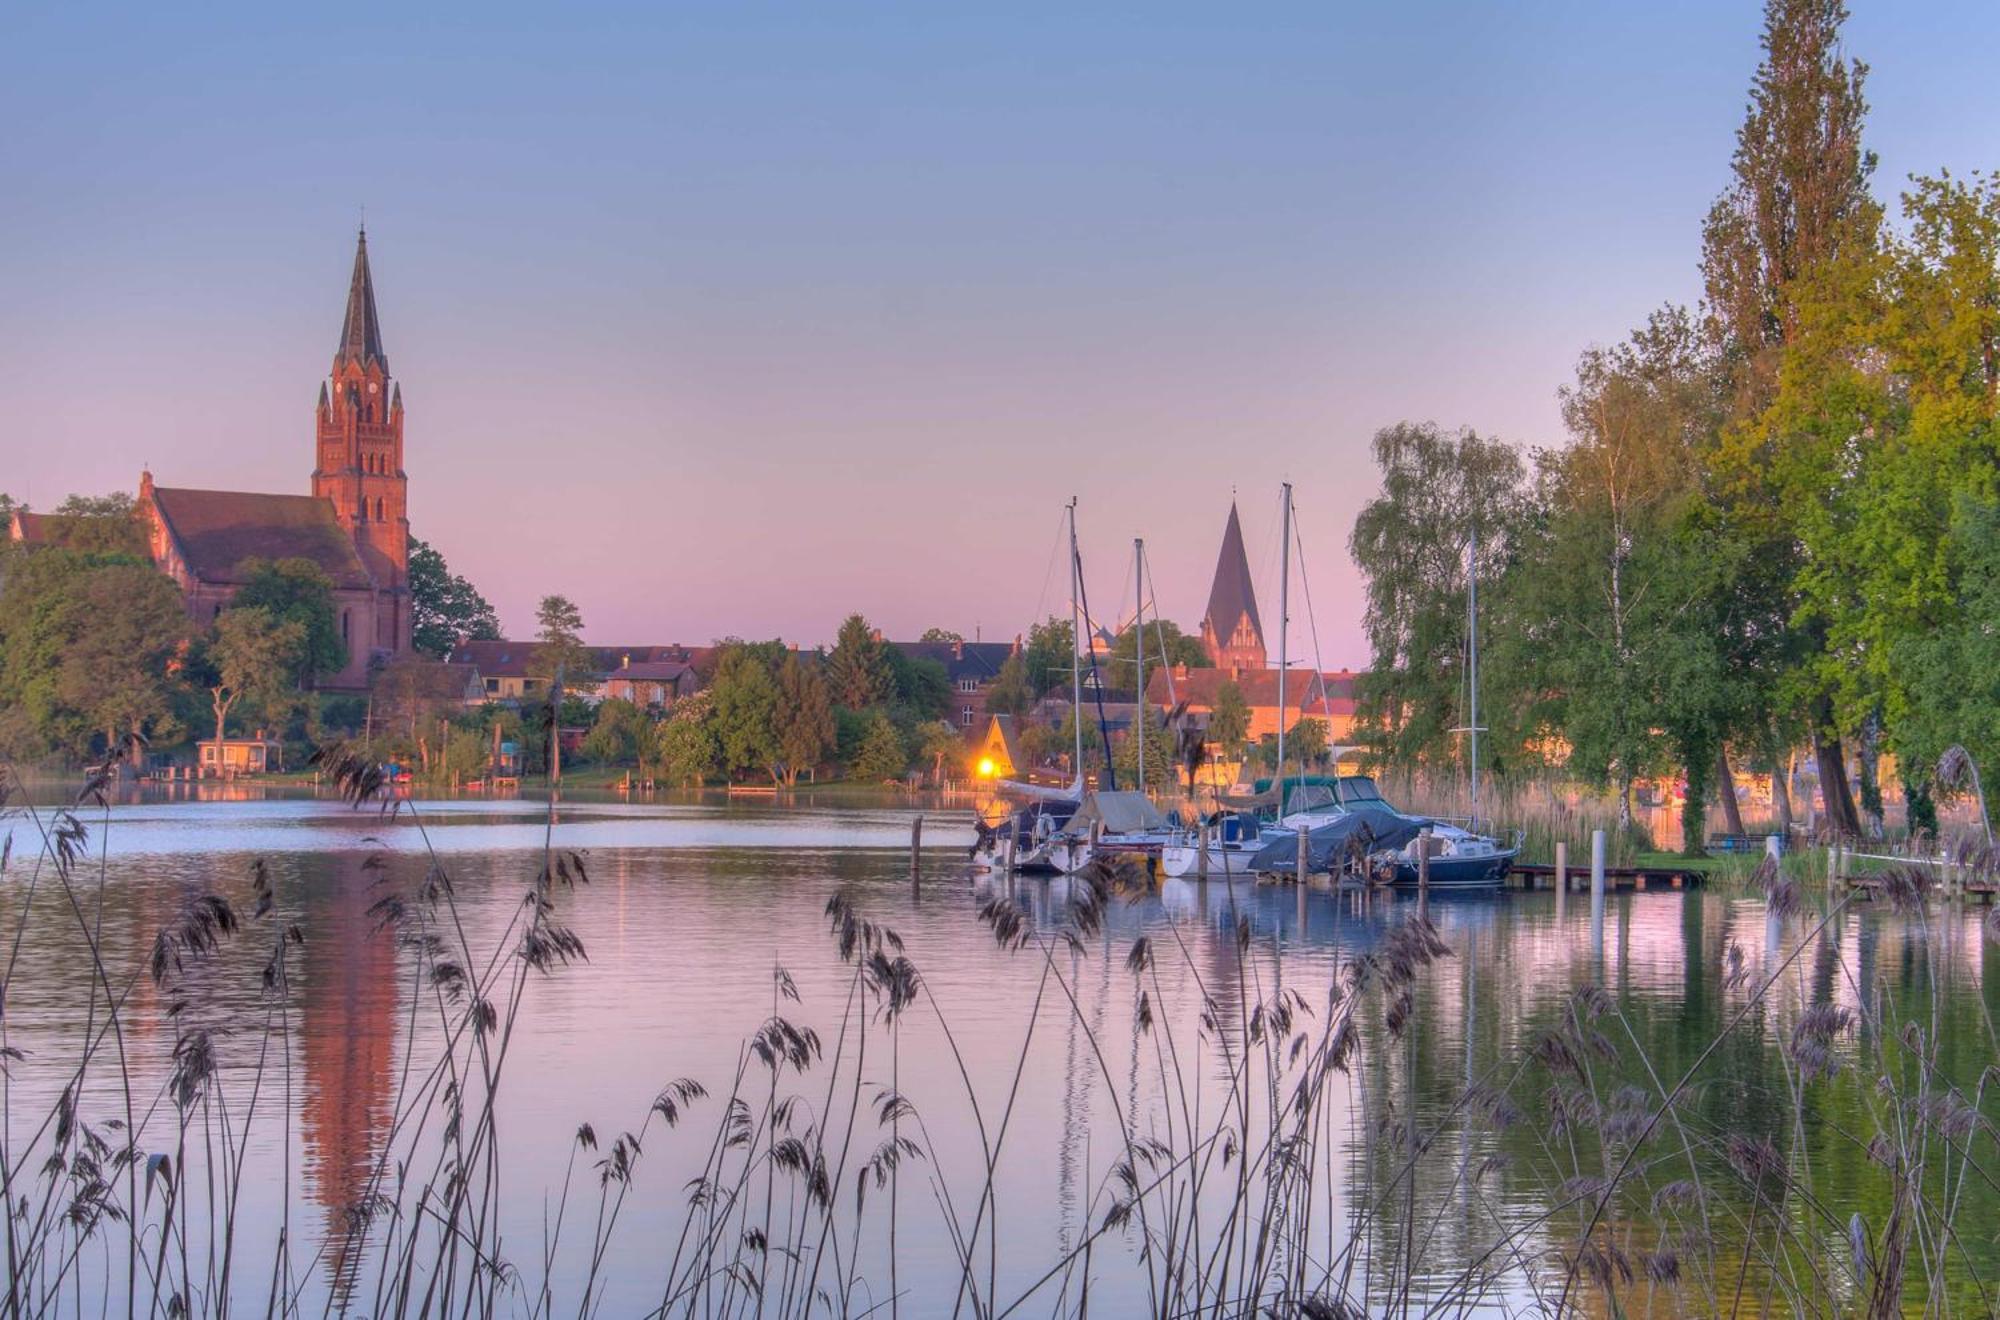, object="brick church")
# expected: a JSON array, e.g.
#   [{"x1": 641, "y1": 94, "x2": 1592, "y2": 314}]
[
  {"x1": 1198, "y1": 501, "x2": 1267, "y2": 673},
  {"x1": 136, "y1": 231, "x2": 411, "y2": 690}
]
